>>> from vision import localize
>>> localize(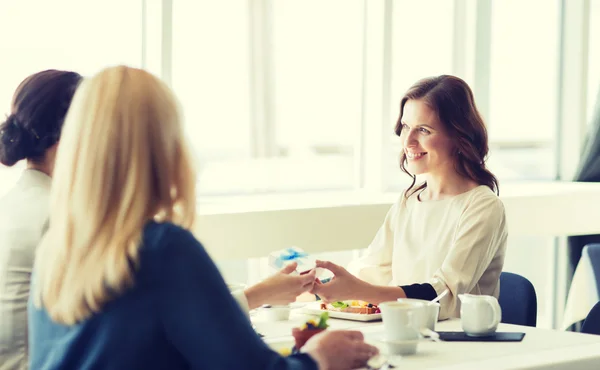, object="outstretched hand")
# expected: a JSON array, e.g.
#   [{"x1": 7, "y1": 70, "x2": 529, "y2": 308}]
[
  {"x1": 245, "y1": 262, "x2": 316, "y2": 309},
  {"x1": 310, "y1": 260, "x2": 369, "y2": 303}
]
